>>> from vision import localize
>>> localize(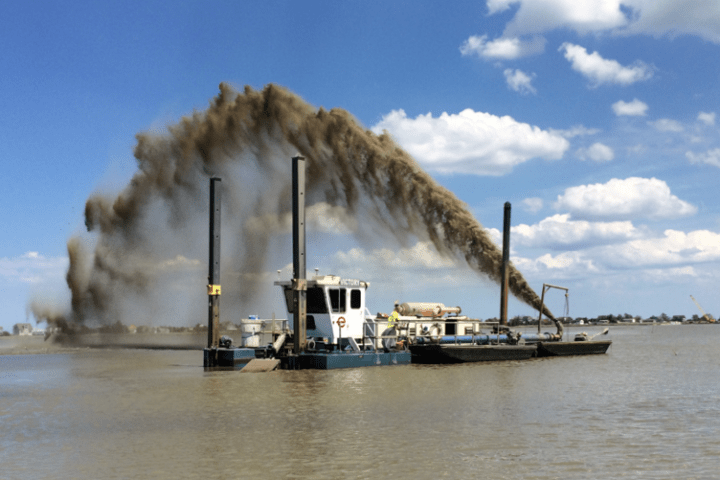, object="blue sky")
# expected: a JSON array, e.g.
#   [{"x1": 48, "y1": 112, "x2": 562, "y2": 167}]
[{"x1": 3, "y1": 0, "x2": 720, "y2": 332}]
